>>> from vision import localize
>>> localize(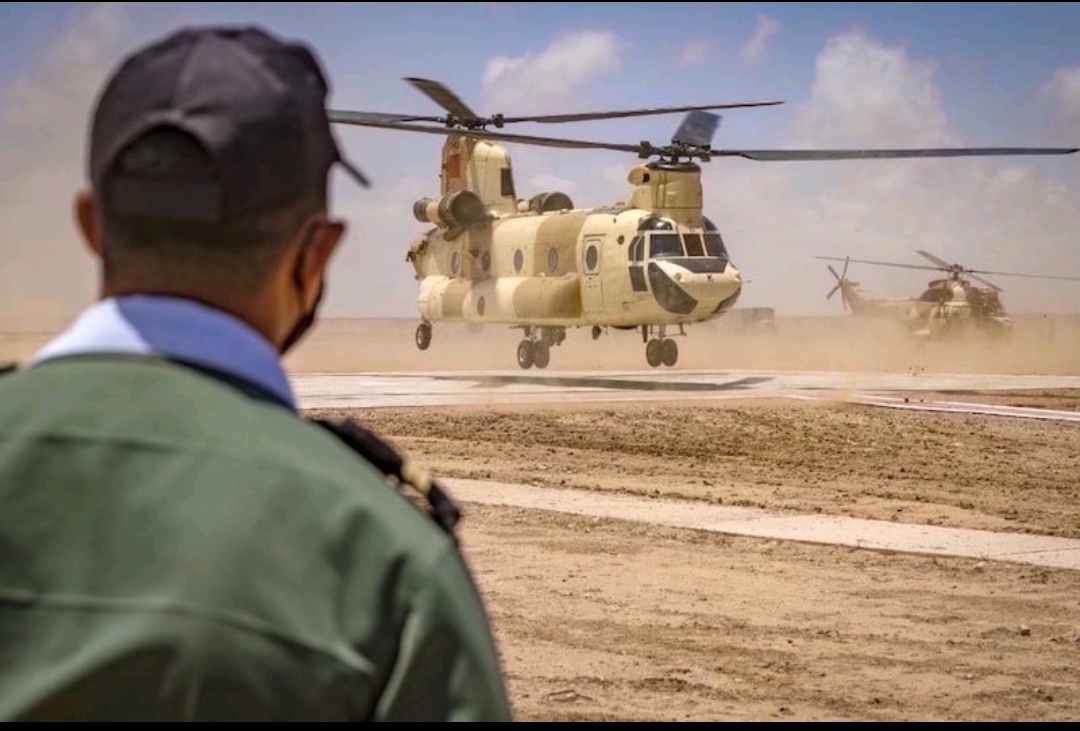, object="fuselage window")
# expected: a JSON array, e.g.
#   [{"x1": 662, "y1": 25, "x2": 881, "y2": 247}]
[
  {"x1": 638, "y1": 216, "x2": 675, "y2": 232},
  {"x1": 649, "y1": 233, "x2": 684, "y2": 259},
  {"x1": 513, "y1": 248, "x2": 524, "y2": 273},
  {"x1": 683, "y1": 233, "x2": 705, "y2": 257},
  {"x1": 585, "y1": 244, "x2": 599, "y2": 272},
  {"x1": 501, "y1": 168, "x2": 515, "y2": 198},
  {"x1": 451, "y1": 250, "x2": 461, "y2": 276},
  {"x1": 703, "y1": 232, "x2": 728, "y2": 258},
  {"x1": 547, "y1": 246, "x2": 559, "y2": 273}
]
